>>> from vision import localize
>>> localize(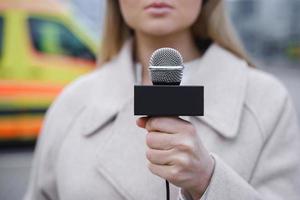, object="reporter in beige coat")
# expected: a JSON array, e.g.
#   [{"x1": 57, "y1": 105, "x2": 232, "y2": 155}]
[{"x1": 24, "y1": 0, "x2": 300, "y2": 200}]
